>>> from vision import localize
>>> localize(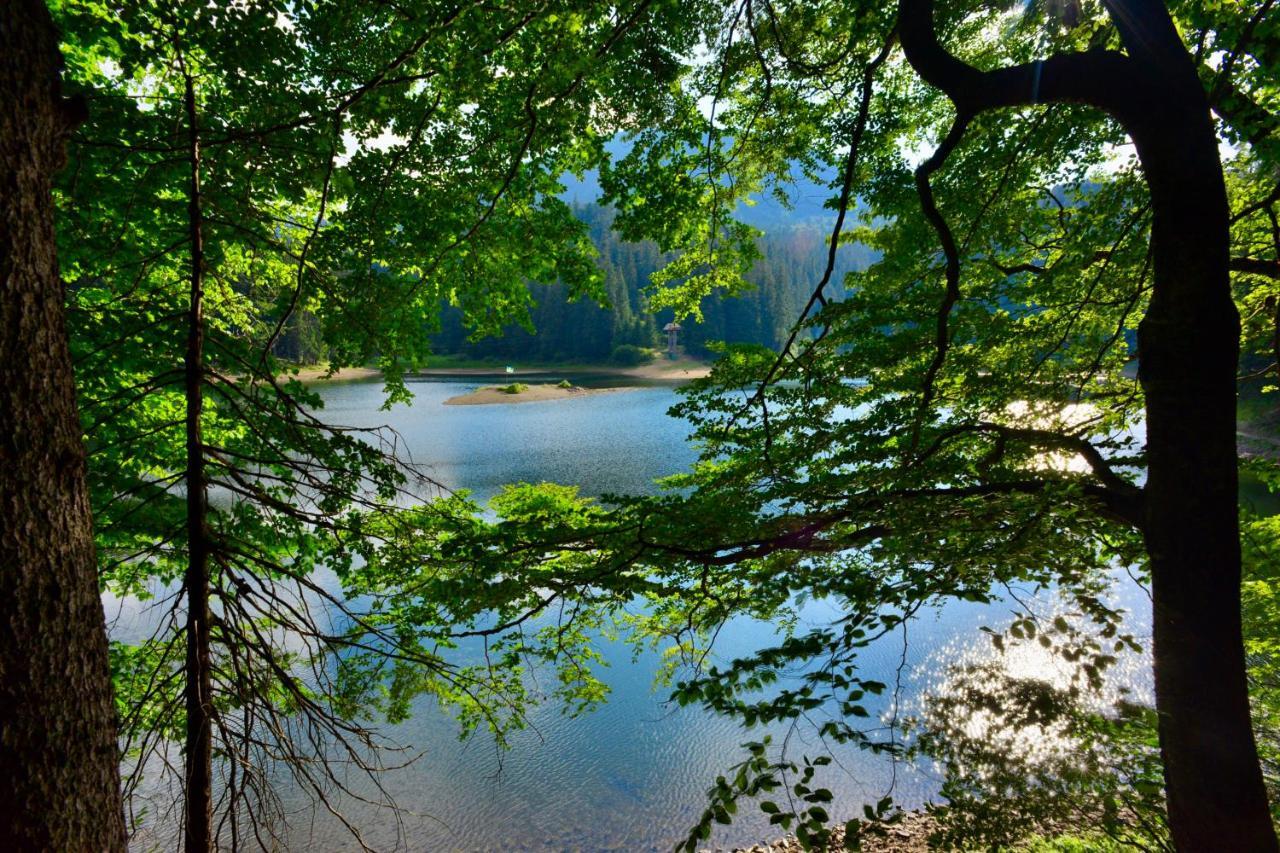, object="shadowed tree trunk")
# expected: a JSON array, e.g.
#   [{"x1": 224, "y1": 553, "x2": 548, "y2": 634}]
[
  {"x1": 179, "y1": 67, "x2": 214, "y2": 853},
  {"x1": 898, "y1": 0, "x2": 1277, "y2": 848},
  {"x1": 0, "y1": 1, "x2": 128, "y2": 849},
  {"x1": 1125, "y1": 23, "x2": 1272, "y2": 849}
]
